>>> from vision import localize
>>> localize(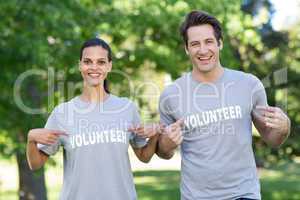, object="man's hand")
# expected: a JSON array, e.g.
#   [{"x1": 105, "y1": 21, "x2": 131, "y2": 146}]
[
  {"x1": 162, "y1": 119, "x2": 184, "y2": 148},
  {"x1": 128, "y1": 123, "x2": 163, "y2": 138},
  {"x1": 28, "y1": 128, "x2": 67, "y2": 145},
  {"x1": 252, "y1": 105, "x2": 290, "y2": 147},
  {"x1": 156, "y1": 119, "x2": 184, "y2": 159},
  {"x1": 254, "y1": 106, "x2": 290, "y2": 135}
]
